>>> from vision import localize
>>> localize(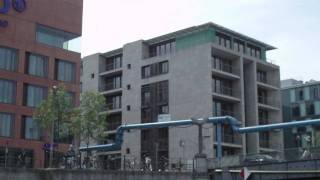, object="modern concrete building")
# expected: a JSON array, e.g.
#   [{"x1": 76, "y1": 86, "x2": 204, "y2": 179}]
[
  {"x1": 281, "y1": 79, "x2": 320, "y2": 149},
  {"x1": 0, "y1": 0, "x2": 82, "y2": 168},
  {"x1": 81, "y1": 22, "x2": 282, "y2": 170}
]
